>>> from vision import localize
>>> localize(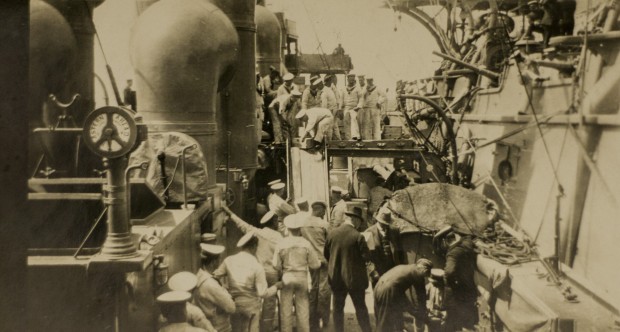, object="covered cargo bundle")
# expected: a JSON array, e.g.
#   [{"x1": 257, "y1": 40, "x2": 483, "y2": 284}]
[
  {"x1": 385, "y1": 183, "x2": 497, "y2": 235},
  {"x1": 130, "y1": 132, "x2": 209, "y2": 204}
]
